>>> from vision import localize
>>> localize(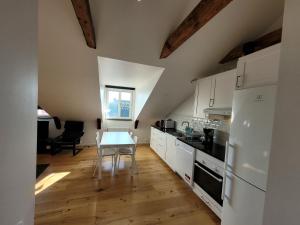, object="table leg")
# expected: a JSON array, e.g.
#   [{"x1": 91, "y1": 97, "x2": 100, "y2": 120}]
[
  {"x1": 98, "y1": 156, "x2": 102, "y2": 180},
  {"x1": 113, "y1": 153, "x2": 119, "y2": 175}
]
